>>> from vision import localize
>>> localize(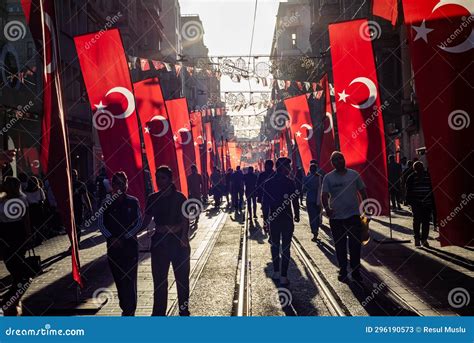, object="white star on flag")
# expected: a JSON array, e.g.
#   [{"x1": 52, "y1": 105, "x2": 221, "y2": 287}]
[
  {"x1": 94, "y1": 101, "x2": 107, "y2": 110},
  {"x1": 412, "y1": 20, "x2": 433, "y2": 43},
  {"x1": 338, "y1": 90, "x2": 349, "y2": 102},
  {"x1": 144, "y1": 126, "x2": 150, "y2": 134},
  {"x1": 295, "y1": 131, "x2": 302, "y2": 137}
]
